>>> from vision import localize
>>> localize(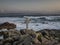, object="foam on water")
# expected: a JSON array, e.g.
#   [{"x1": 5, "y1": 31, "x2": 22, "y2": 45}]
[{"x1": 0, "y1": 16, "x2": 60, "y2": 31}]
